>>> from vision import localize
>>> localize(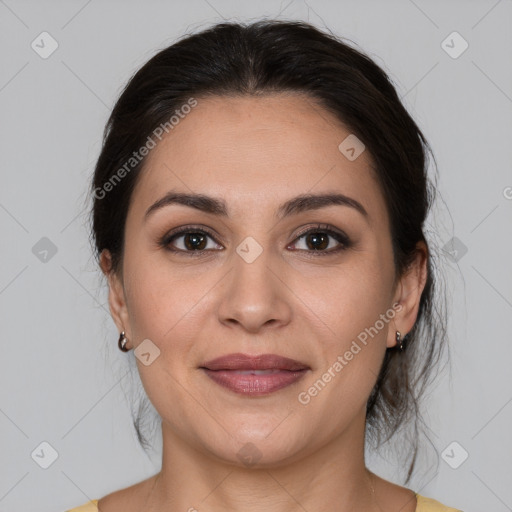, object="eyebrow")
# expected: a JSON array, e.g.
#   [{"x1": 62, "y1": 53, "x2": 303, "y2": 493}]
[{"x1": 144, "y1": 191, "x2": 369, "y2": 222}]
